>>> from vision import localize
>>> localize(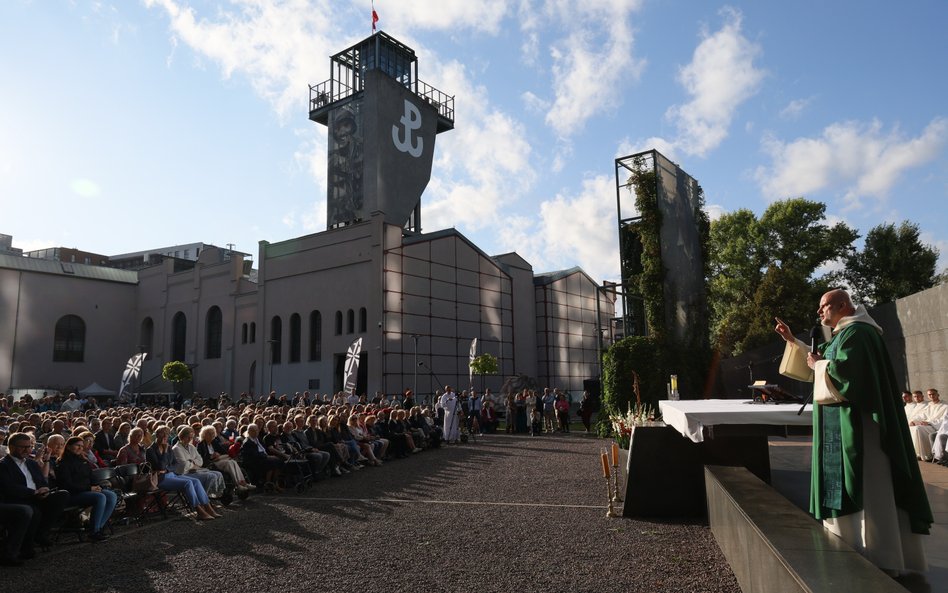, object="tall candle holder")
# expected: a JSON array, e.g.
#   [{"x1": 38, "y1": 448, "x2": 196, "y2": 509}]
[{"x1": 605, "y1": 476, "x2": 618, "y2": 518}]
